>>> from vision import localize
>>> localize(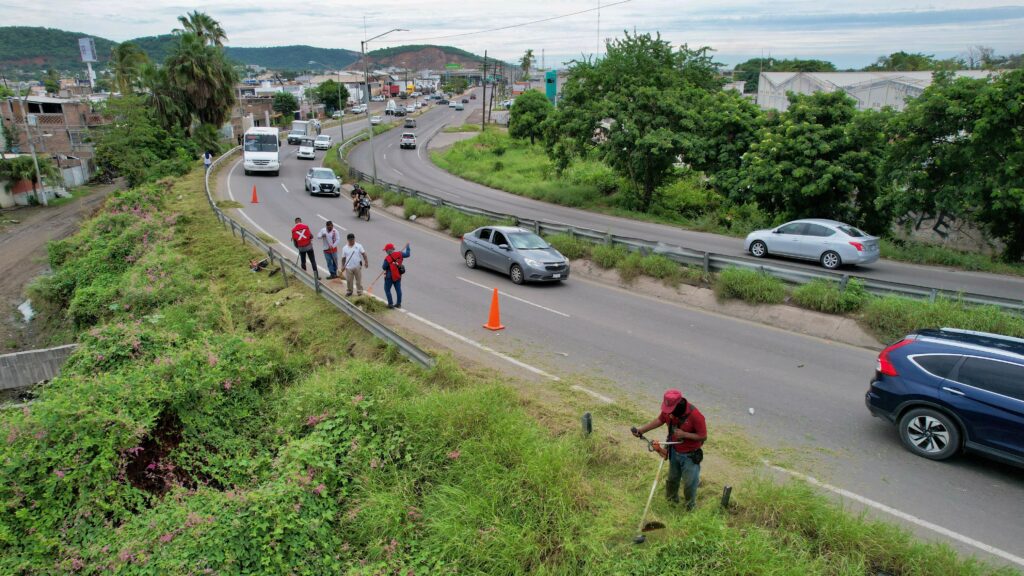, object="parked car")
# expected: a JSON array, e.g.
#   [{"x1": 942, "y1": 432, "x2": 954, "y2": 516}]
[
  {"x1": 404, "y1": 118, "x2": 417, "y2": 129},
  {"x1": 314, "y1": 134, "x2": 333, "y2": 150},
  {"x1": 400, "y1": 133, "x2": 417, "y2": 149},
  {"x1": 405, "y1": 105, "x2": 416, "y2": 114},
  {"x1": 866, "y1": 328, "x2": 1024, "y2": 465},
  {"x1": 410, "y1": 91, "x2": 421, "y2": 97},
  {"x1": 370, "y1": 115, "x2": 382, "y2": 125},
  {"x1": 351, "y1": 105, "x2": 366, "y2": 114},
  {"x1": 305, "y1": 167, "x2": 341, "y2": 197},
  {"x1": 331, "y1": 110, "x2": 343, "y2": 119},
  {"x1": 745, "y1": 219, "x2": 879, "y2": 270},
  {"x1": 460, "y1": 226, "x2": 570, "y2": 285},
  {"x1": 371, "y1": 95, "x2": 386, "y2": 102},
  {"x1": 455, "y1": 102, "x2": 465, "y2": 111},
  {"x1": 296, "y1": 138, "x2": 316, "y2": 160}
]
